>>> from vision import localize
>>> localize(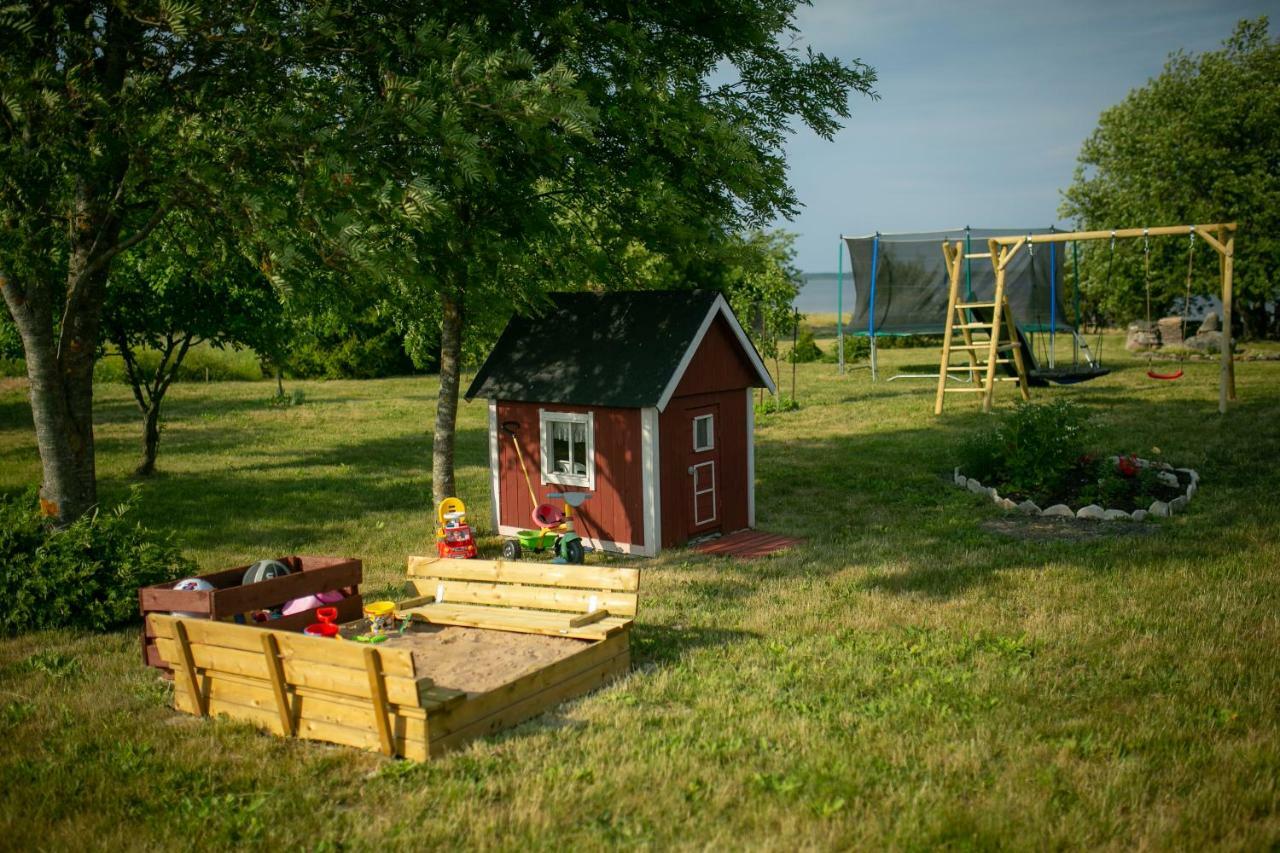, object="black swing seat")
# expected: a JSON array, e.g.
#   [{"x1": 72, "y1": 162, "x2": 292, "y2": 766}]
[
  {"x1": 1029, "y1": 366, "x2": 1112, "y2": 385},
  {"x1": 965, "y1": 307, "x2": 1109, "y2": 387}
]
